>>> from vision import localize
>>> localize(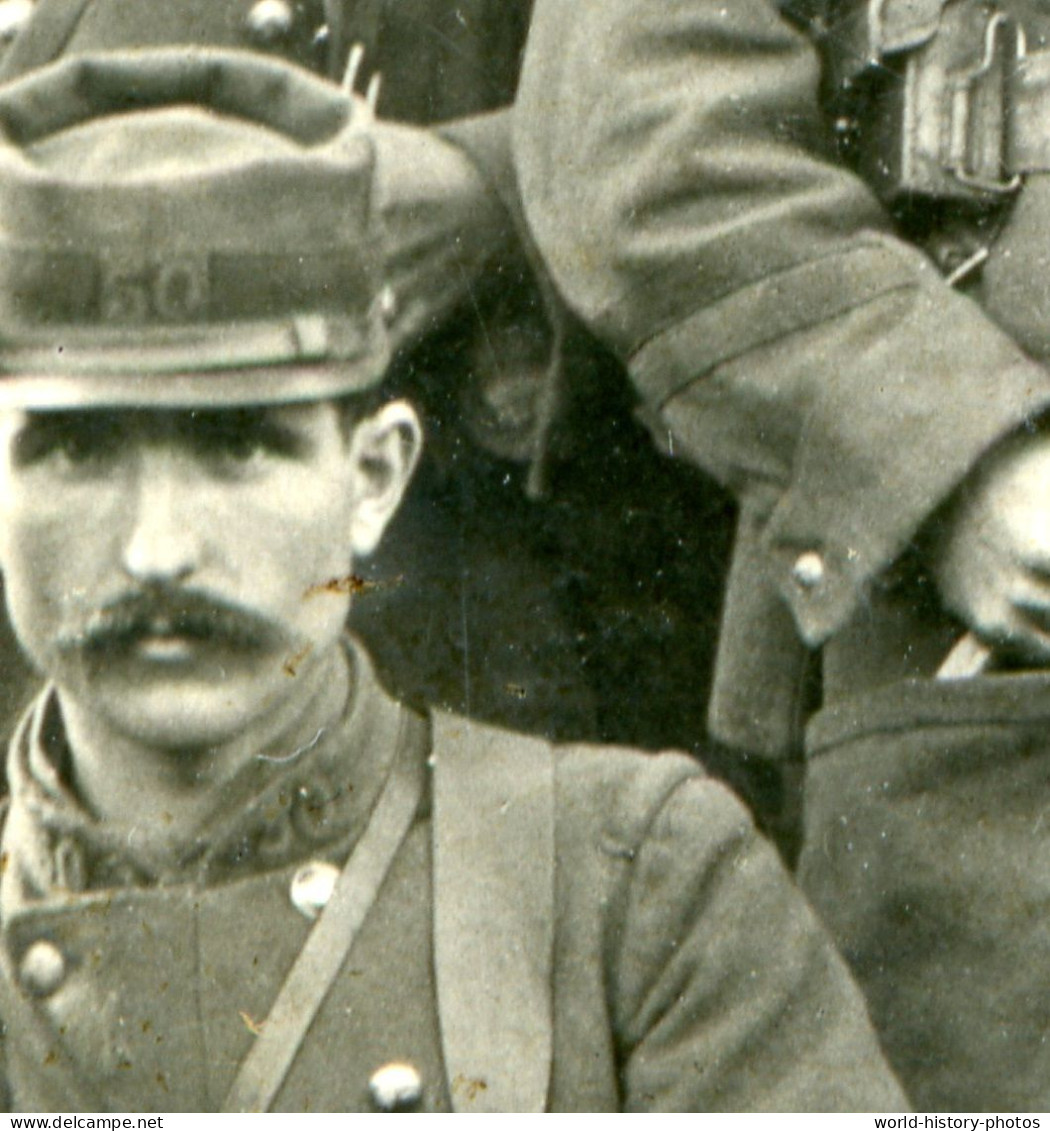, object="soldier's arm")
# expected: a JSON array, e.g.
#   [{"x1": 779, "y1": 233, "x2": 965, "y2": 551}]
[
  {"x1": 611, "y1": 771, "x2": 908, "y2": 1110},
  {"x1": 513, "y1": 0, "x2": 1050, "y2": 652}
]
